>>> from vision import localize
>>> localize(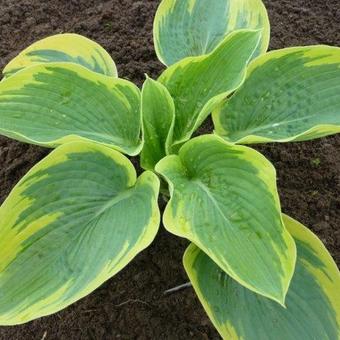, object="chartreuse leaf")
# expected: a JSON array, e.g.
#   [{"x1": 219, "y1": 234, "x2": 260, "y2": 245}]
[
  {"x1": 158, "y1": 30, "x2": 261, "y2": 151},
  {"x1": 140, "y1": 77, "x2": 175, "y2": 170},
  {"x1": 0, "y1": 141, "x2": 160, "y2": 325},
  {"x1": 0, "y1": 62, "x2": 142, "y2": 155},
  {"x1": 3, "y1": 33, "x2": 117, "y2": 78},
  {"x1": 213, "y1": 46, "x2": 340, "y2": 143},
  {"x1": 156, "y1": 135, "x2": 296, "y2": 304},
  {"x1": 184, "y1": 214, "x2": 340, "y2": 340},
  {"x1": 153, "y1": 0, "x2": 270, "y2": 66}
]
